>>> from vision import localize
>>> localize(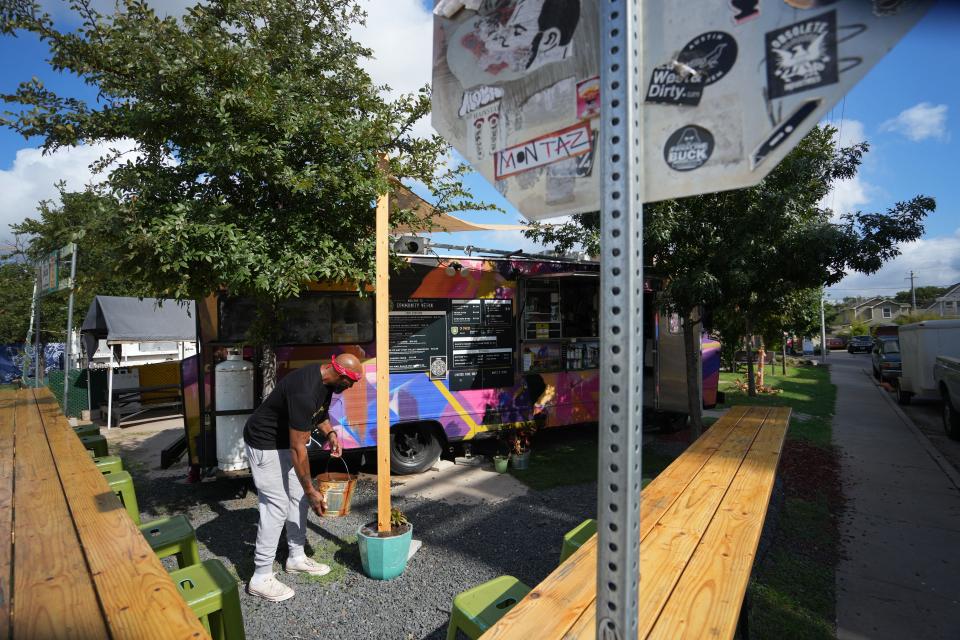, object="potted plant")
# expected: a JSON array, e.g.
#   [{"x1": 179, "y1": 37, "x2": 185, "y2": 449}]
[
  {"x1": 492, "y1": 425, "x2": 512, "y2": 473},
  {"x1": 509, "y1": 420, "x2": 538, "y2": 470},
  {"x1": 357, "y1": 507, "x2": 413, "y2": 580}
]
